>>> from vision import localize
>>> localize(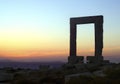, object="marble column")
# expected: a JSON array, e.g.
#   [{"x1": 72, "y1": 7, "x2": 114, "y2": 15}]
[
  {"x1": 95, "y1": 19, "x2": 103, "y2": 57},
  {"x1": 70, "y1": 21, "x2": 77, "y2": 57}
]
